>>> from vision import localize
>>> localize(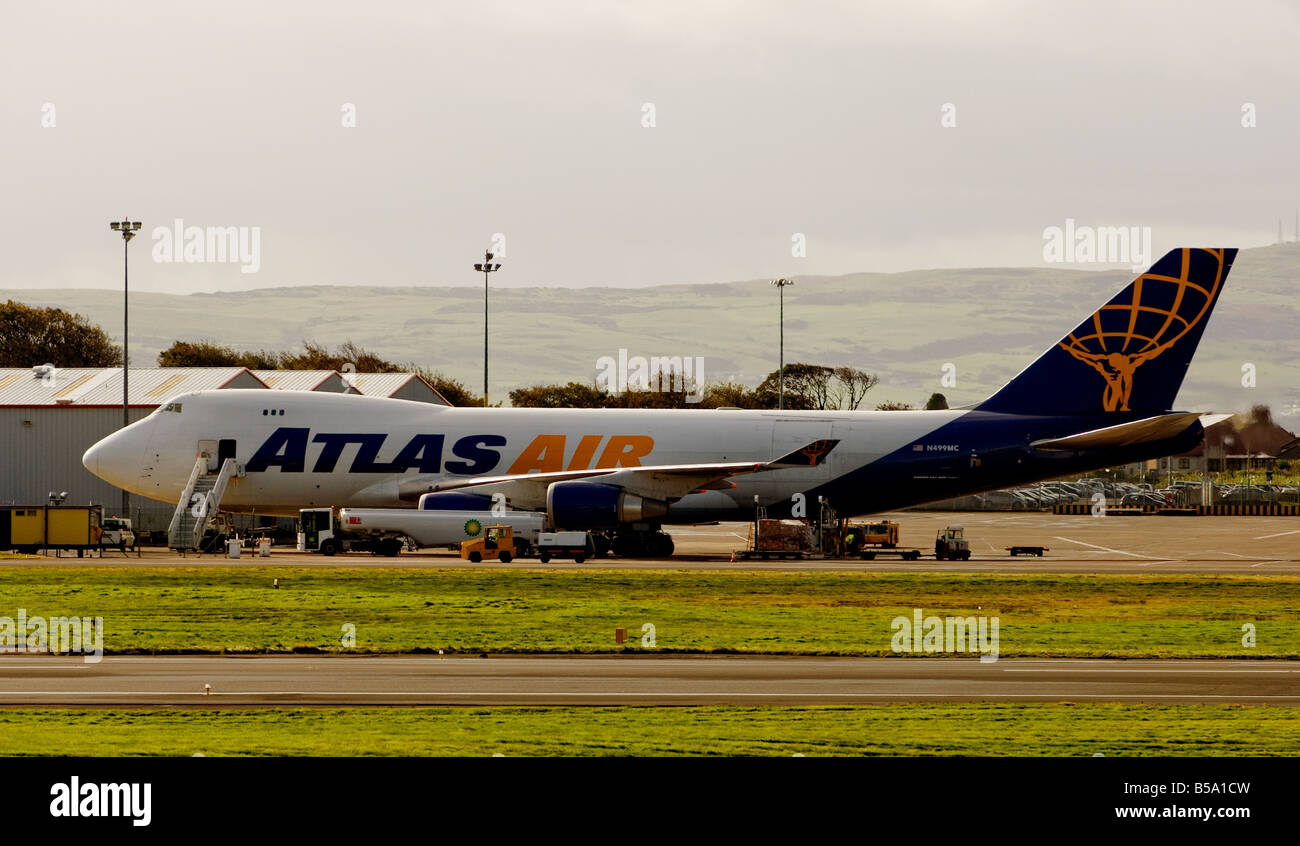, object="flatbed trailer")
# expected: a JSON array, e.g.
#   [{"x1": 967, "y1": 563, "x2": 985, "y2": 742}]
[
  {"x1": 734, "y1": 549, "x2": 821, "y2": 561},
  {"x1": 1006, "y1": 545, "x2": 1050, "y2": 557},
  {"x1": 858, "y1": 548, "x2": 923, "y2": 560}
]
